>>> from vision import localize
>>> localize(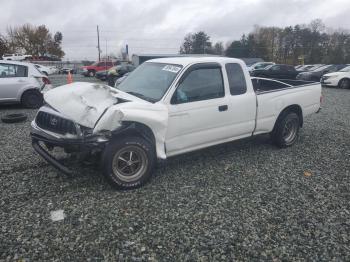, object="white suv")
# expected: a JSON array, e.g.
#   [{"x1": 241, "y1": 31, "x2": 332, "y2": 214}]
[
  {"x1": 0, "y1": 60, "x2": 52, "y2": 108},
  {"x1": 321, "y1": 65, "x2": 350, "y2": 89}
]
